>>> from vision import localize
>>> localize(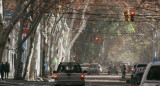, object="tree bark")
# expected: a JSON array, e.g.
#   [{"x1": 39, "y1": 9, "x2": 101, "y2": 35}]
[
  {"x1": 23, "y1": 36, "x2": 34, "y2": 79},
  {"x1": 29, "y1": 24, "x2": 40, "y2": 80}
]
